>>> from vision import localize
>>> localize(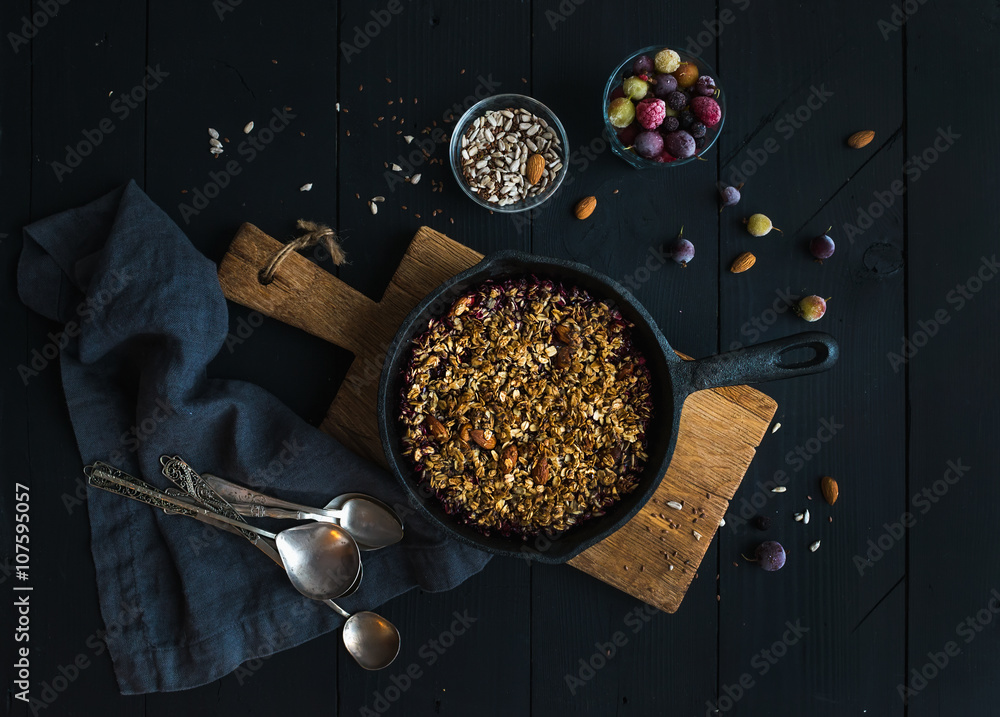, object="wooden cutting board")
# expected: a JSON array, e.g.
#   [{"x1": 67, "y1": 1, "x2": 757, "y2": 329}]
[{"x1": 218, "y1": 224, "x2": 777, "y2": 613}]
